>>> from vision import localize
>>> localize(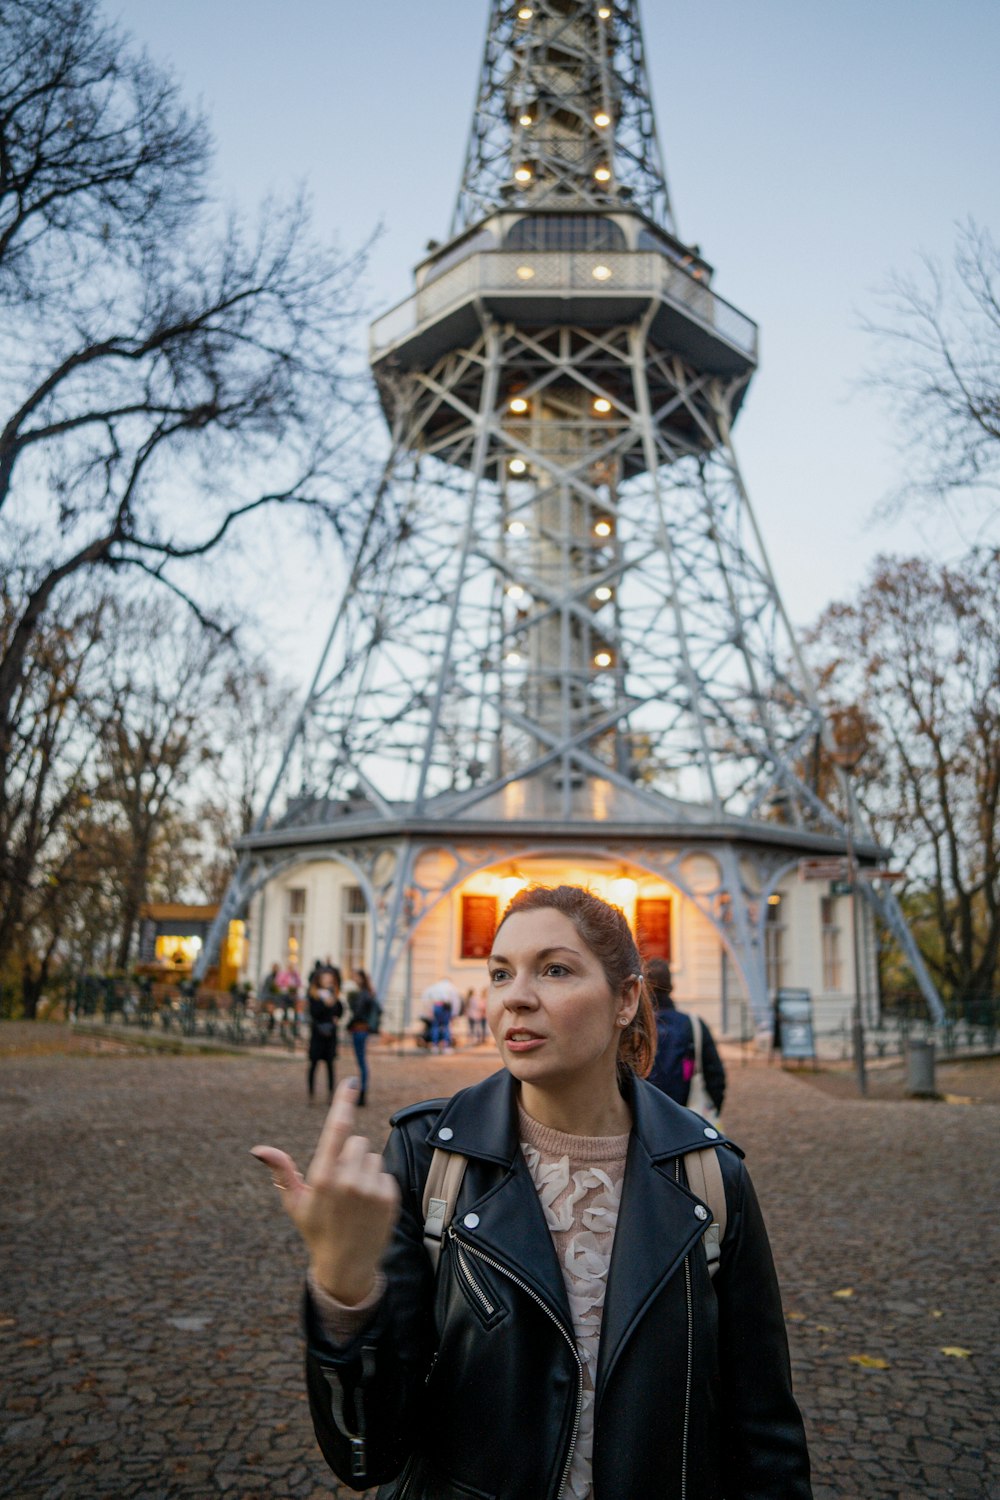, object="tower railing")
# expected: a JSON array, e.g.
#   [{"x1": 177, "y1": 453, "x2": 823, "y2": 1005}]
[{"x1": 370, "y1": 250, "x2": 759, "y2": 363}]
